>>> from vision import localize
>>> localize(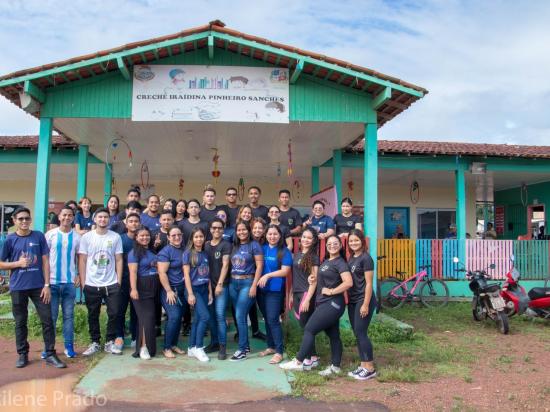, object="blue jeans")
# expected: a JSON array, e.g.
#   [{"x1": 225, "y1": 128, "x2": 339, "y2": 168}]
[
  {"x1": 257, "y1": 289, "x2": 284, "y2": 355},
  {"x1": 160, "y1": 283, "x2": 186, "y2": 350},
  {"x1": 187, "y1": 284, "x2": 210, "y2": 348},
  {"x1": 229, "y1": 277, "x2": 254, "y2": 352},
  {"x1": 50, "y1": 283, "x2": 76, "y2": 346},
  {"x1": 208, "y1": 285, "x2": 229, "y2": 346}
]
